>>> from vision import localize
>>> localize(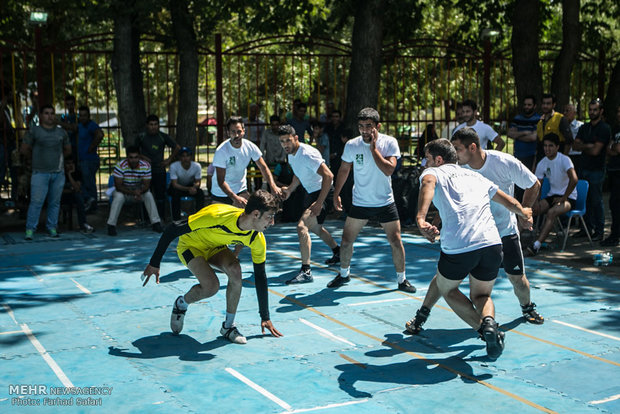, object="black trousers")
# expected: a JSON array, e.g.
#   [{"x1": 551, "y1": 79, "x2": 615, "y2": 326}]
[{"x1": 167, "y1": 185, "x2": 205, "y2": 220}]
